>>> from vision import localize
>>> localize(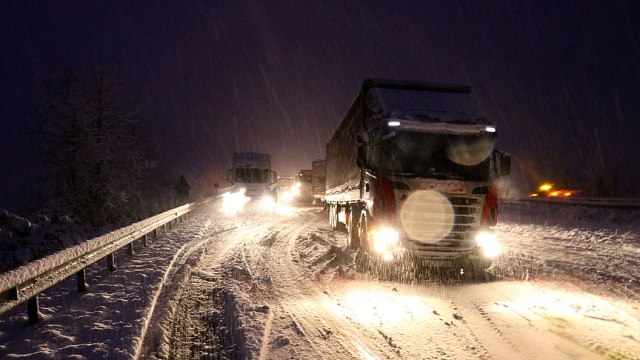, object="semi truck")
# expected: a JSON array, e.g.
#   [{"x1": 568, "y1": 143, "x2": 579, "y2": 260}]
[
  {"x1": 325, "y1": 79, "x2": 511, "y2": 270},
  {"x1": 225, "y1": 152, "x2": 277, "y2": 204},
  {"x1": 311, "y1": 159, "x2": 327, "y2": 205},
  {"x1": 294, "y1": 169, "x2": 314, "y2": 204}
]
